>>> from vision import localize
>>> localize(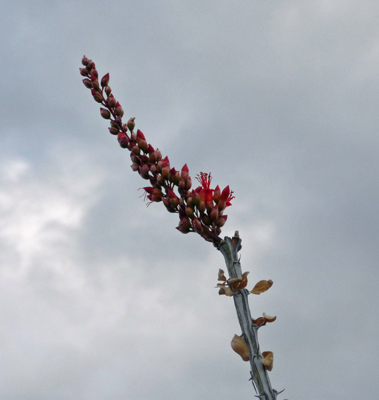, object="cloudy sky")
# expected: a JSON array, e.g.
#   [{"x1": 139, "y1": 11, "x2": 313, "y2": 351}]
[{"x1": 1, "y1": 1, "x2": 378, "y2": 399}]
